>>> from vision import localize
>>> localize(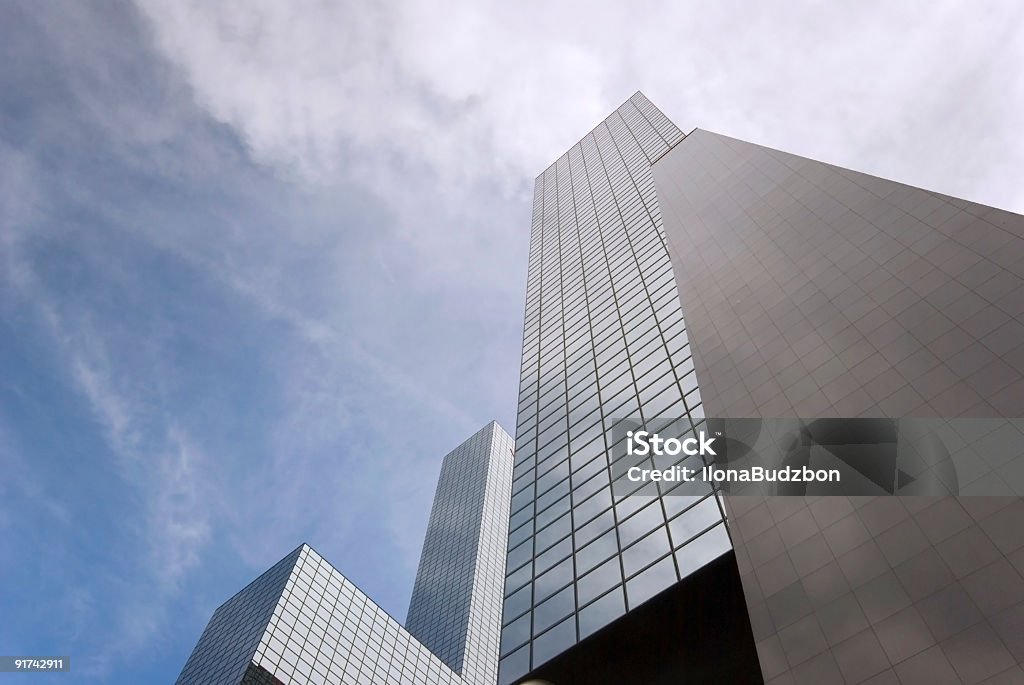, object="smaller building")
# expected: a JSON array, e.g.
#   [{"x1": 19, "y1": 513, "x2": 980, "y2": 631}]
[
  {"x1": 175, "y1": 422, "x2": 514, "y2": 685},
  {"x1": 176, "y1": 544, "x2": 464, "y2": 685}
]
